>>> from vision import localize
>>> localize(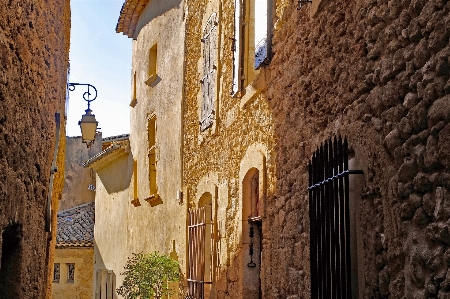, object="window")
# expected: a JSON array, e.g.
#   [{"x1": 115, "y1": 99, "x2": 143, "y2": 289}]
[
  {"x1": 131, "y1": 160, "x2": 140, "y2": 207},
  {"x1": 130, "y1": 71, "x2": 137, "y2": 107},
  {"x1": 232, "y1": 0, "x2": 268, "y2": 94},
  {"x1": 308, "y1": 136, "x2": 363, "y2": 299},
  {"x1": 53, "y1": 263, "x2": 60, "y2": 283},
  {"x1": 67, "y1": 263, "x2": 75, "y2": 283},
  {"x1": 145, "y1": 44, "x2": 158, "y2": 86},
  {"x1": 200, "y1": 13, "x2": 218, "y2": 132},
  {"x1": 147, "y1": 115, "x2": 157, "y2": 199}
]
